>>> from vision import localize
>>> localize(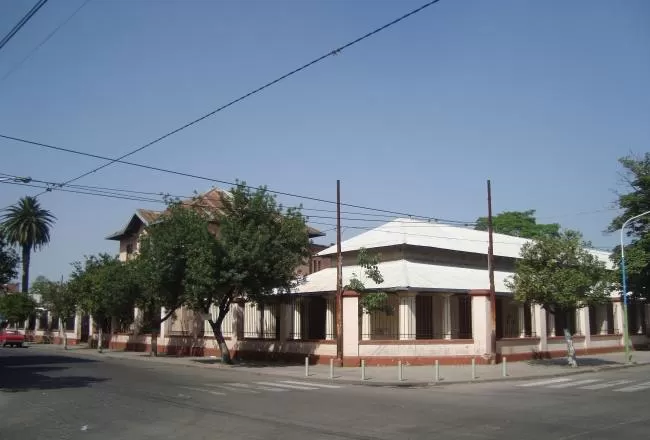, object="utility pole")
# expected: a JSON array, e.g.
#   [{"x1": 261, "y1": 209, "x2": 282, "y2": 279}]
[
  {"x1": 335, "y1": 180, "x2": 343, "y2": 365},
  {"x1": 487, "y1": 180, "x2": 497, "y2": 364}
]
